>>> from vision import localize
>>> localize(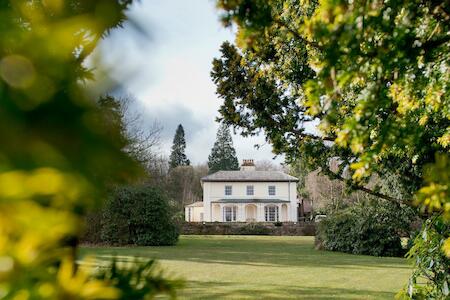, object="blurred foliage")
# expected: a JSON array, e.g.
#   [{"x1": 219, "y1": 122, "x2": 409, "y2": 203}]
[
  {"x1": 415, "y1": 154, "x2": 450, "y2": 221},
  {"x1": 94, "y1": 259, "x2": 183, "y2": 300},
  {"x1": 396, "y1": 217, "x2": 450, "y2": 299},
  {"x1": 0, "y1": 0, "x2": 178, "y2": 299},
  {"x1": 213, "y1": 0, "x2": 449, "y2": 297},
  {"x1": 101, "y1": 185, "x2": 180, "y2": 246}
]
